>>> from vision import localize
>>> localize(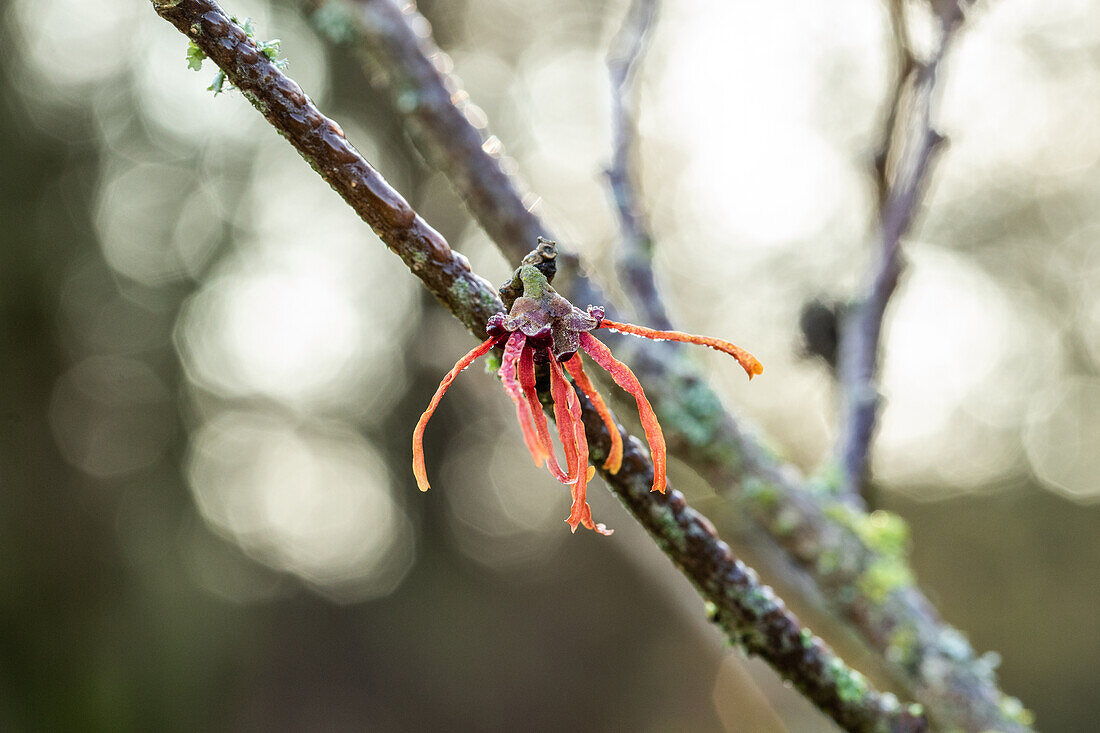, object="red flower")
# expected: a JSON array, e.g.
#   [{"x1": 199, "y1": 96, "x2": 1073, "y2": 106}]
[{"x1": 413, "y1": 257, "x2": 762, "y2": 535}]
